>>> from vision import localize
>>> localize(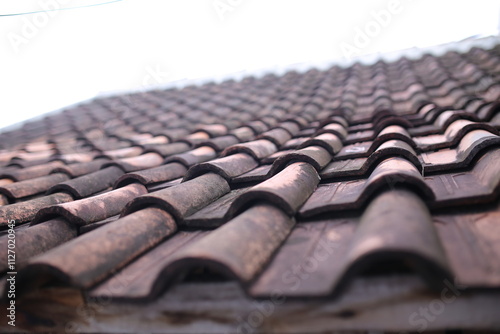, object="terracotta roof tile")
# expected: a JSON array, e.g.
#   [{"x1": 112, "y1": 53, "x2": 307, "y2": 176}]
[
  {"x1": 47, "y1": 166, "x2": 124, "y2": 199},
  {"x1": 0, "y1": 173, "x2": 69, "y2": 202},
  {"x1": 222, "y1": 139, "x2": 277, "y2": 160},
  {"x1": 123, "y1": 173, "x2": 230, "y2": 222},
  {"x1": 32, "y1": 183, "x2": 147, "y2": 227},
  {"x1": 232, "y1": 162, "x2": 319, "y2": 216},
  {"x1": 114, "y1": 162, "x2": 187, "y2": 188},
  {"x1": 17, "y1": 207, "x2": 176, "y2": 292},
  {"x1": 0, "y1": 192, "x2": 73, "y2": 225}
]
